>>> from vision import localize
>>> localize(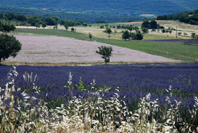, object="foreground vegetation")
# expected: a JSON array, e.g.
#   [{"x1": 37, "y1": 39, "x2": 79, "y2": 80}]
[
  {"x1": 14, "y1": 28, "x2": 198, "y2": 62},
  {"x1": 0, "y1": 66, "x2": 198, "y2": 132}
]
